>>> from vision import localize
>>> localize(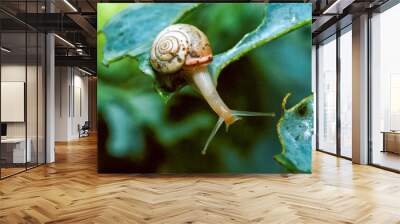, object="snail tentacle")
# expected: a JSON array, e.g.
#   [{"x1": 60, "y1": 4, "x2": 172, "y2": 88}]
[
  {"x1": 231, "y1": 110, "x2": 275, "y2": 117},
  {"x1": 201, "y1": 117, "x2": 224, "y2": 155}
]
